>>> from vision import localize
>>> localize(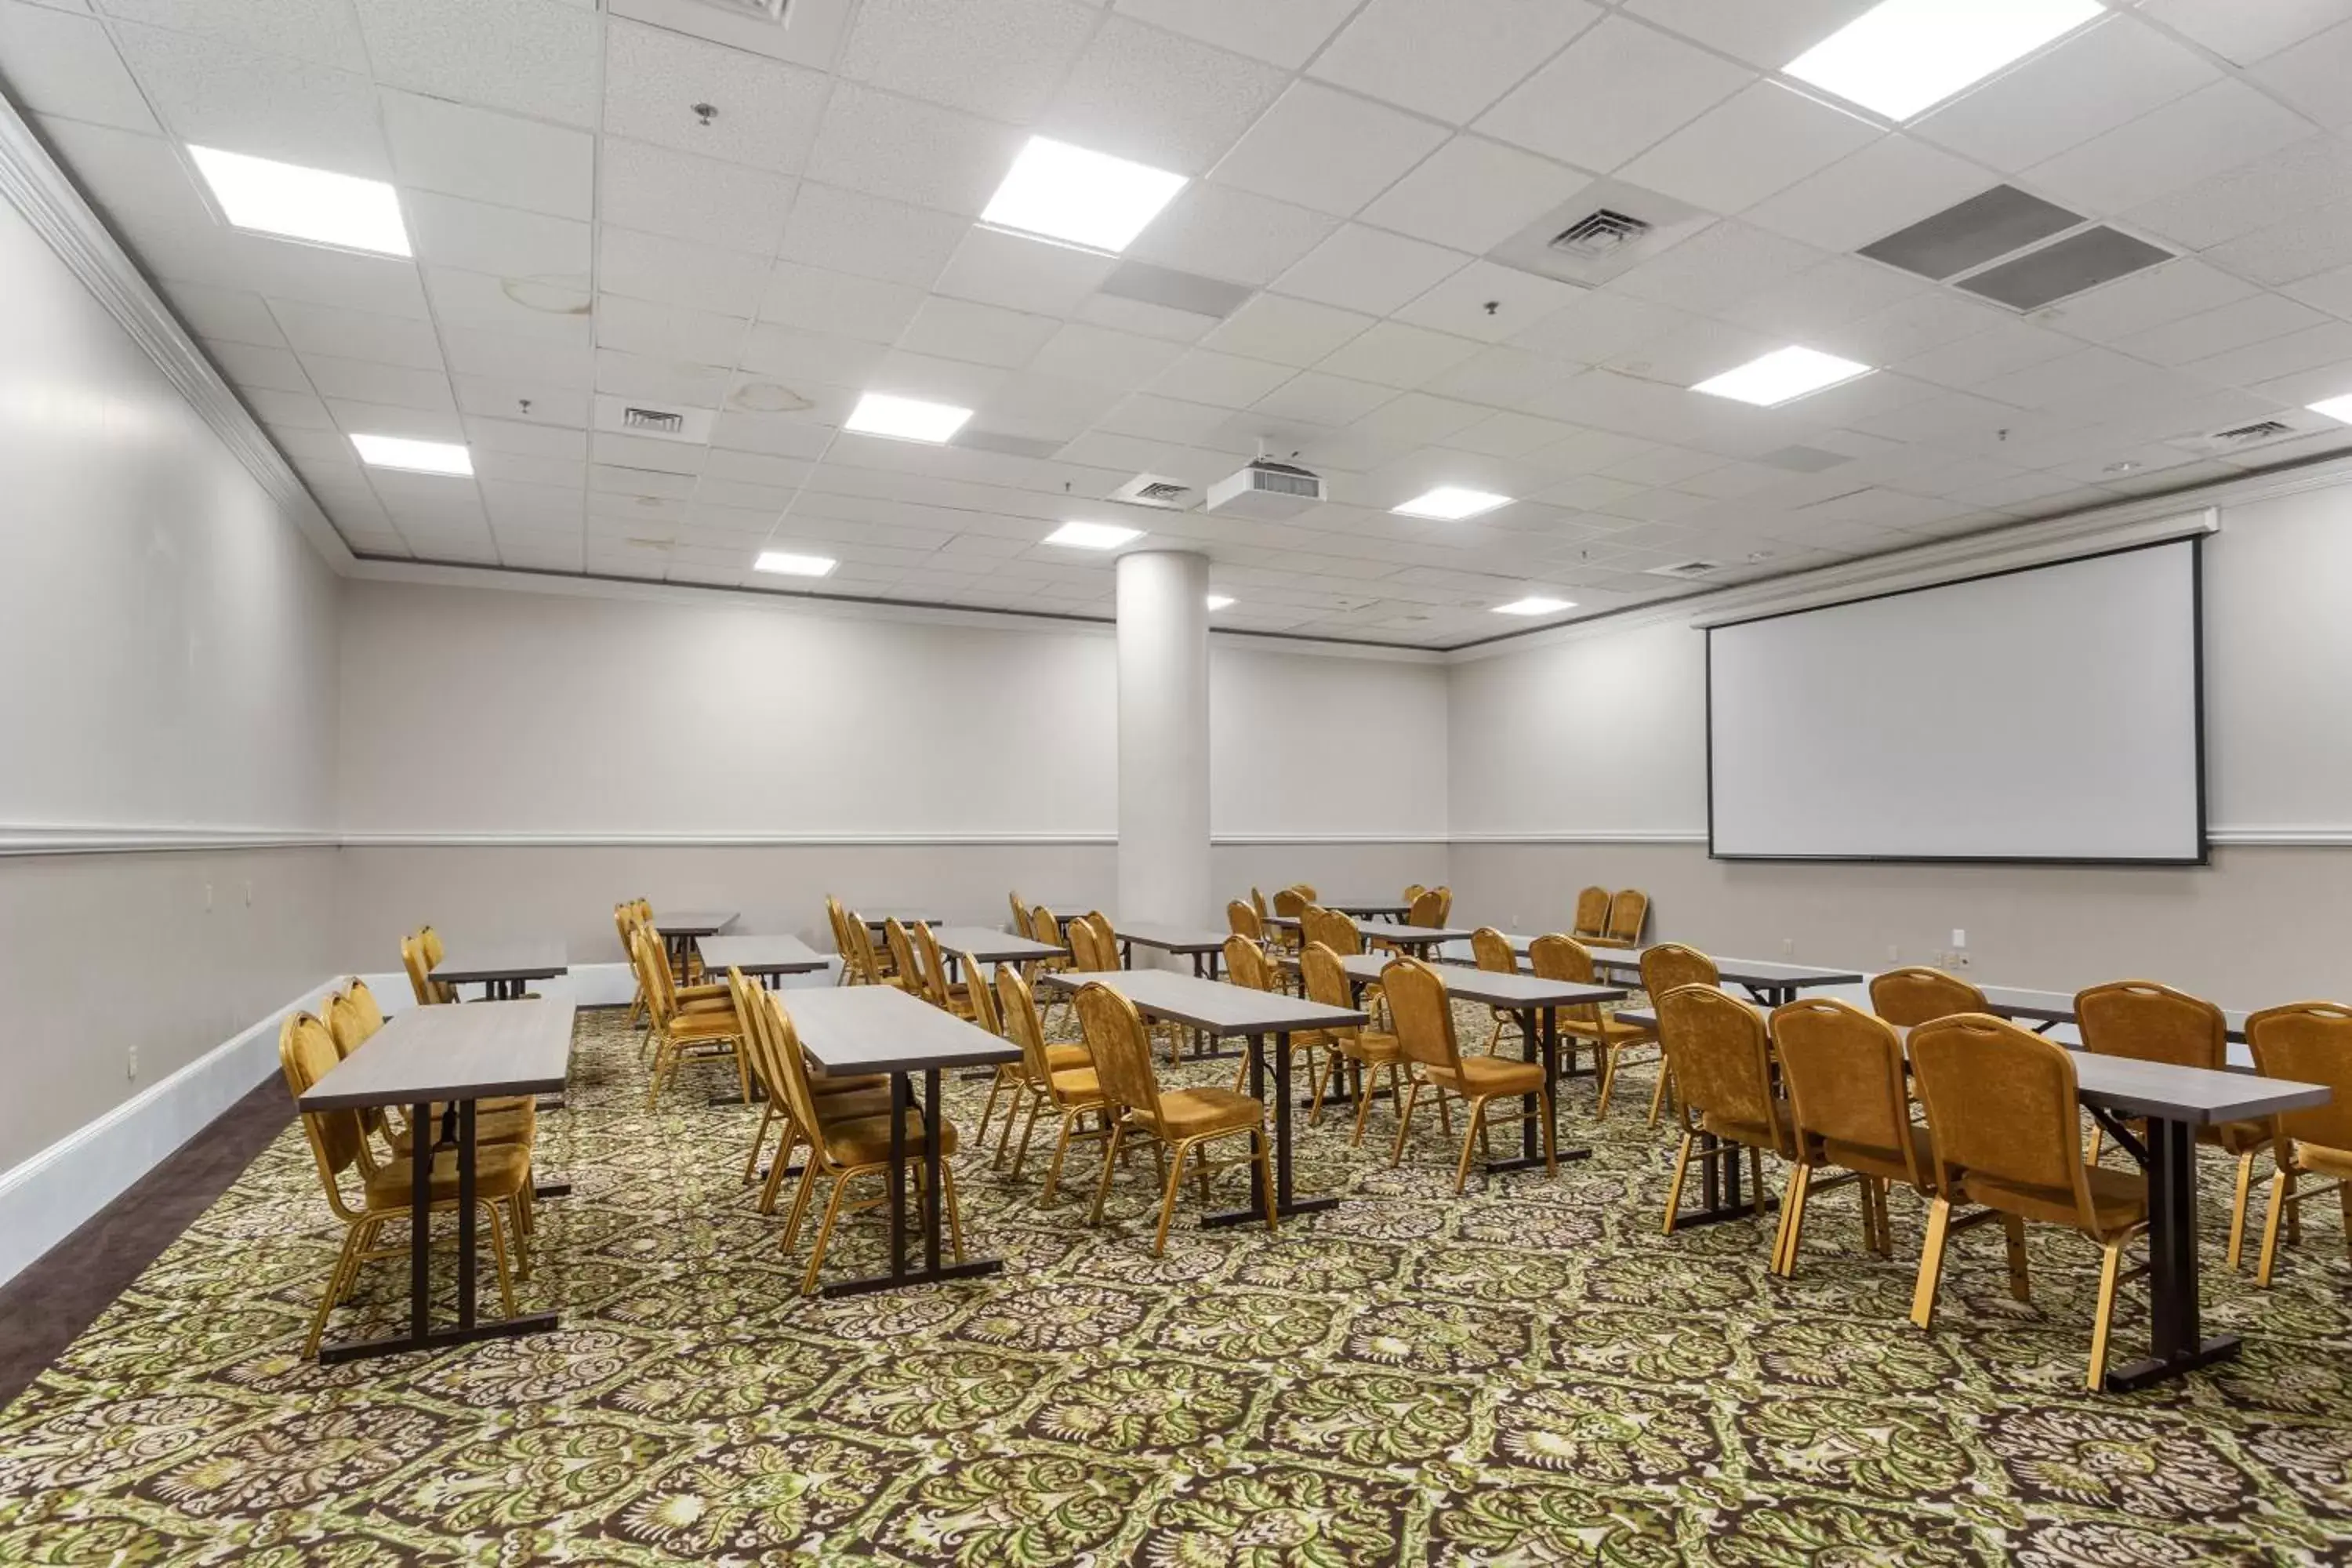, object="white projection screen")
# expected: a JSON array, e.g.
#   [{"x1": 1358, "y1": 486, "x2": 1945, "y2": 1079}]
[{"x1": 1708, "y1": 540, "x2": 2205, "y2": 863}]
